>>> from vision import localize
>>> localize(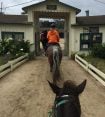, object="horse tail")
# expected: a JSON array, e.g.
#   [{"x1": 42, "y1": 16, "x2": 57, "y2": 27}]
[{"x1": 53, "y1": 46, "x2": 60, "y2": 78}]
